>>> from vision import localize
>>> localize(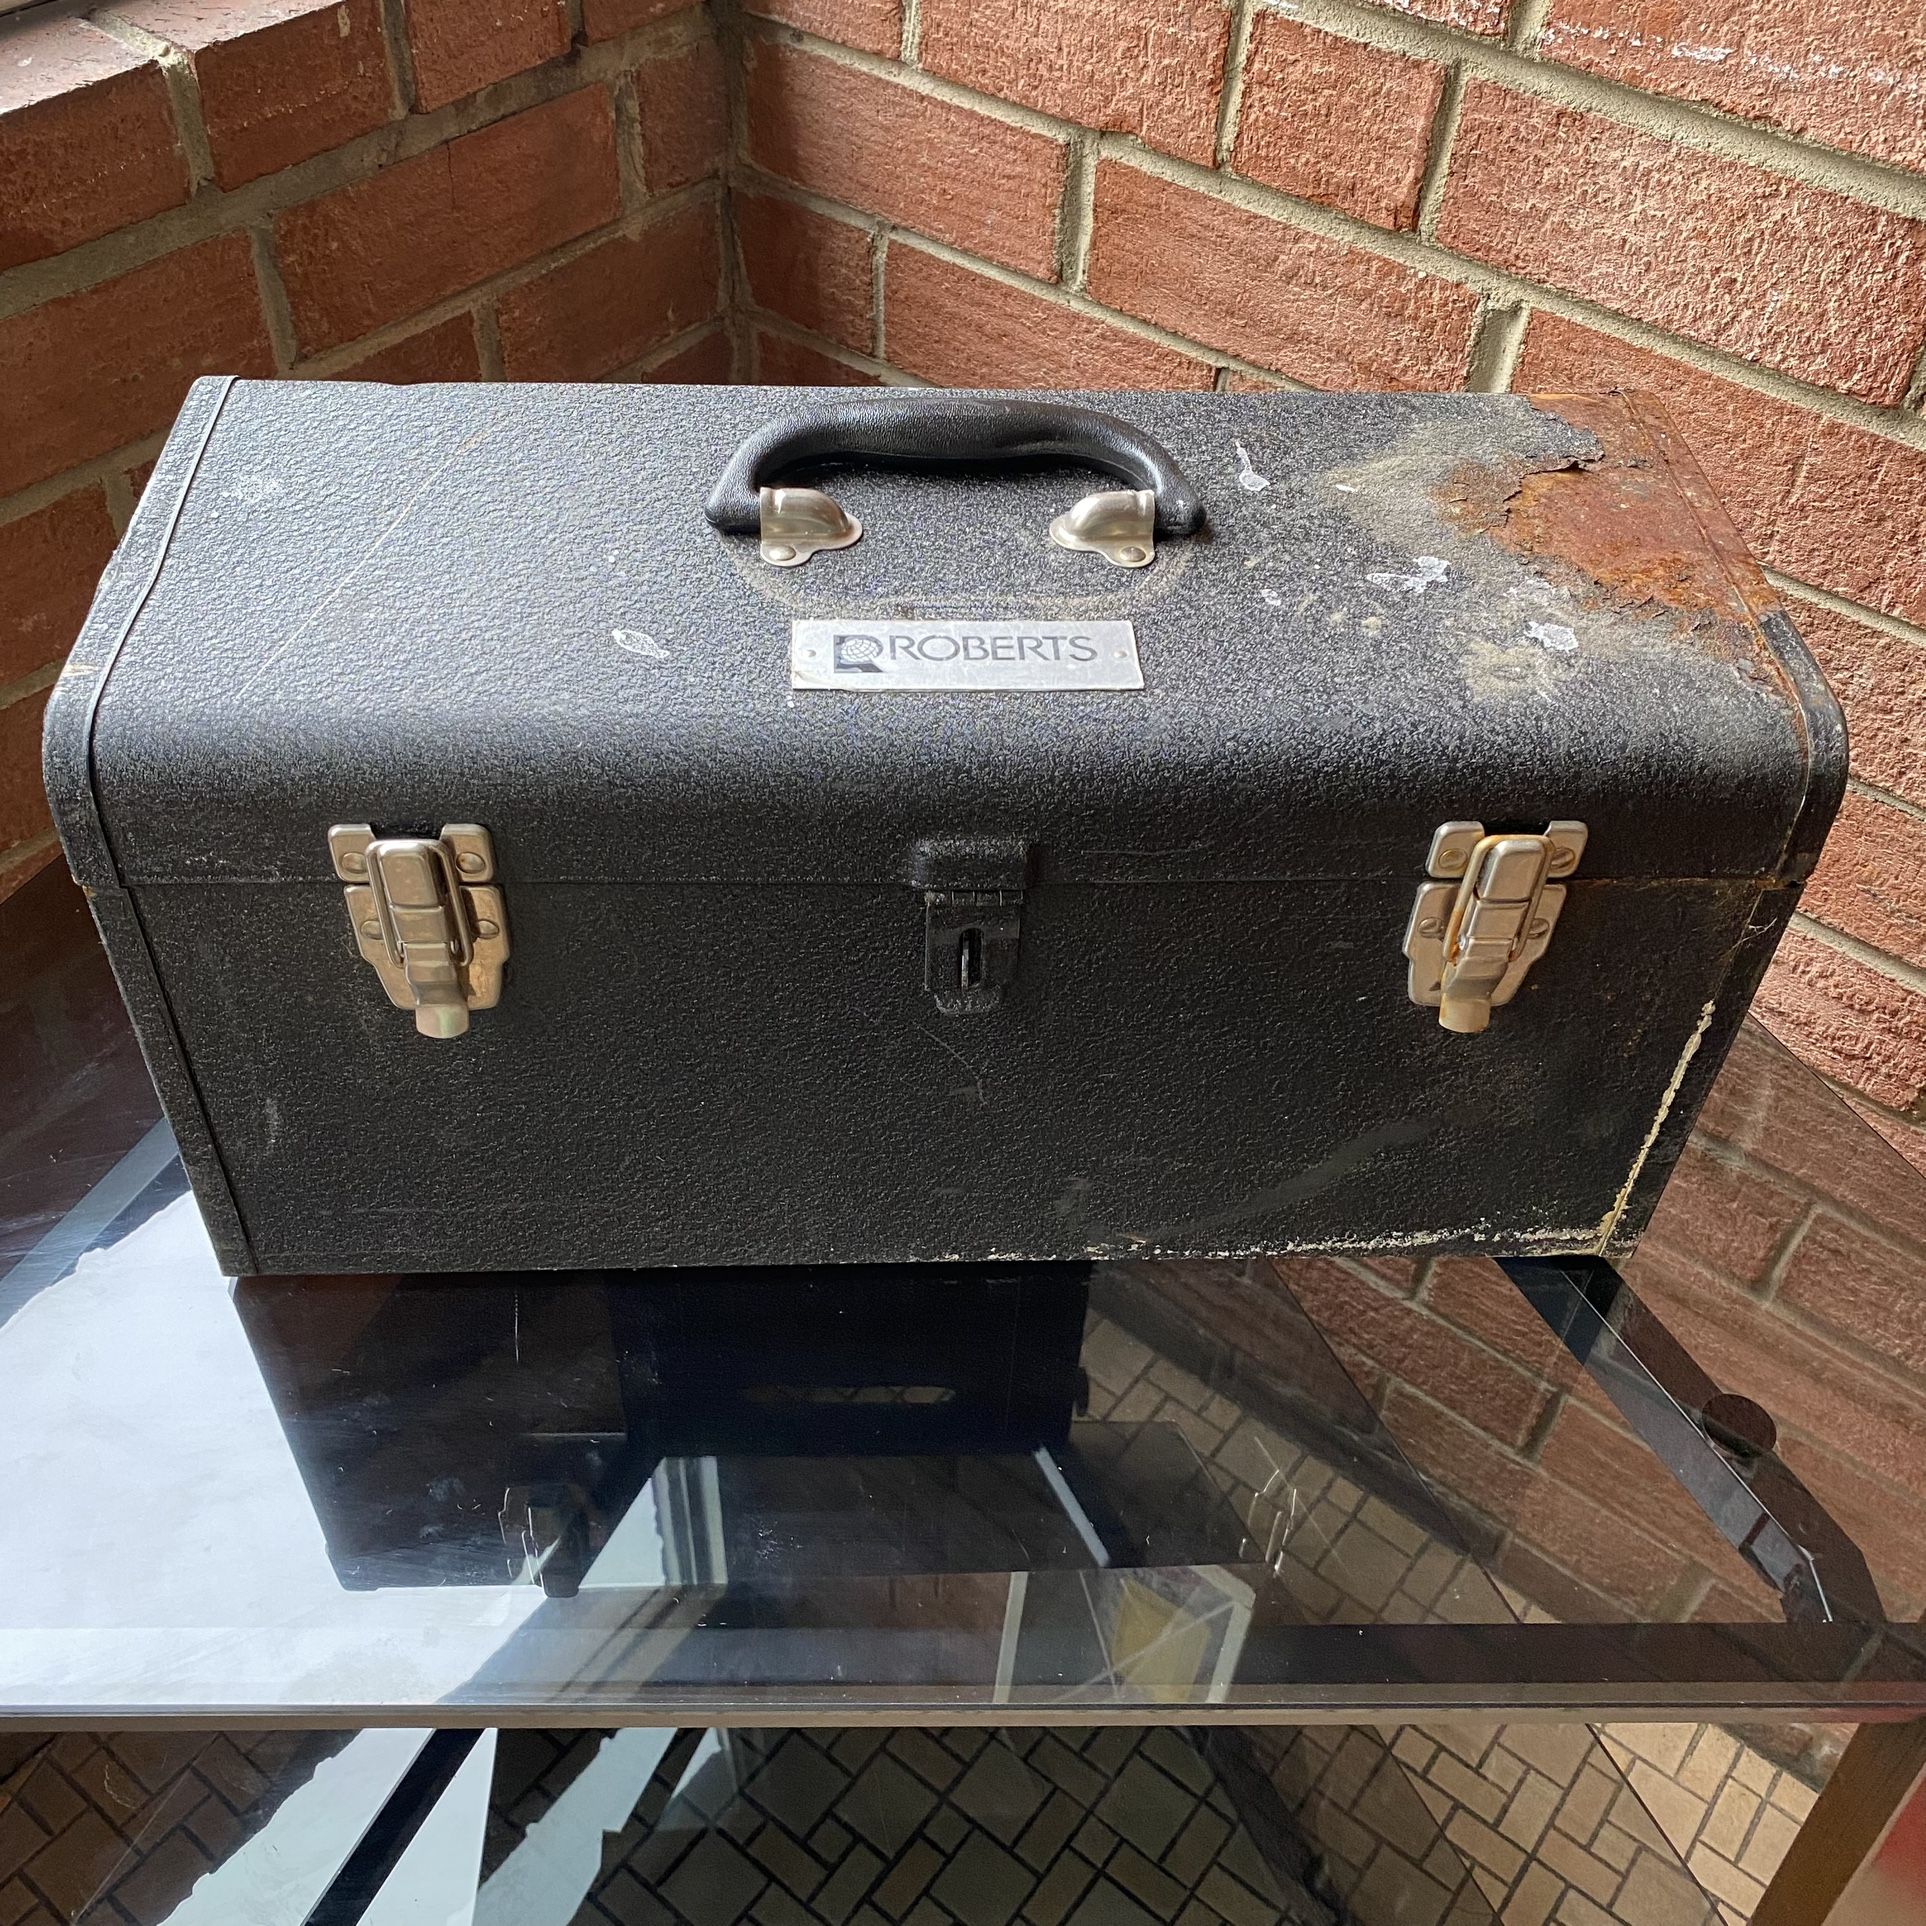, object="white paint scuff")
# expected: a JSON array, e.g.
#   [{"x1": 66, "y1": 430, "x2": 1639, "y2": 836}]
[
  {"x1": 1527, "y1": 621, "x2": 1579, "y2": 652},
  {"x1": 613, "y1": 630, "x2": 669, "y2": 659},
  {"x1": 1232, "y1": 440, "x2": 1271, "y2": 493},
  {"x1": 1366, "y1": 555, "x2": 1449, "y2": 596}
]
